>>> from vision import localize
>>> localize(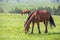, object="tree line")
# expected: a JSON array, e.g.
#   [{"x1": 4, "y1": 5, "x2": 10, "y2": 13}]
[{"x1": 0, "y1": 6, "x2": 60, "y2": 15}]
